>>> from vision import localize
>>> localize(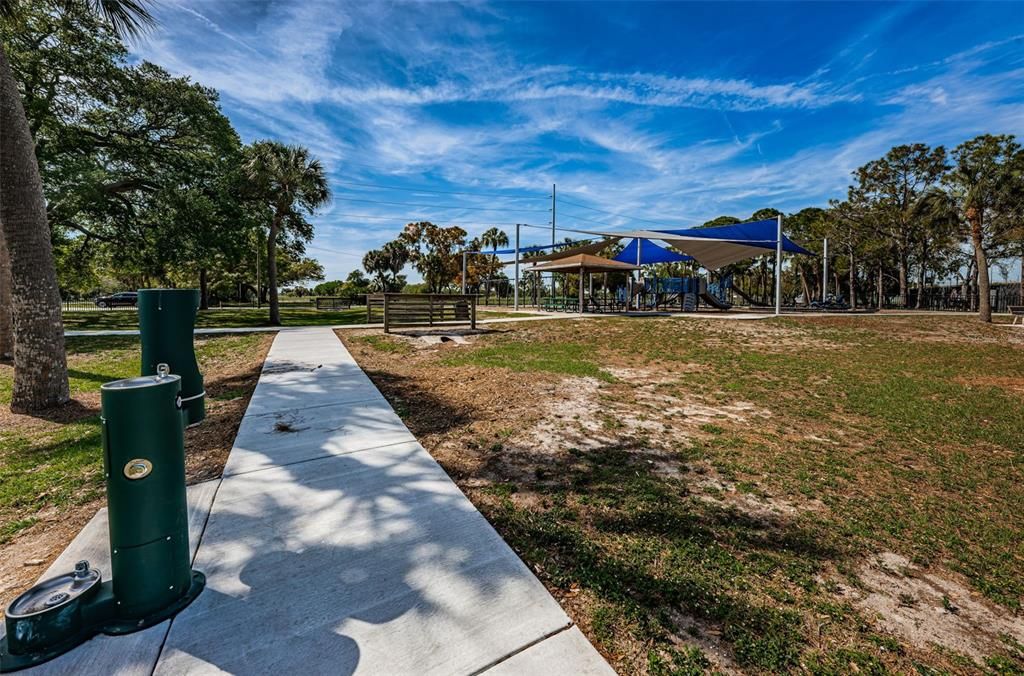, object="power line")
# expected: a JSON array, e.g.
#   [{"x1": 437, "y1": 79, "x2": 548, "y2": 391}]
[
  {"x1": 318, "y1": 212, "x2": 533, "y2": 227},
  {"x1": 331, "y1": 196, "x2": 550, "y2": 213},
  {"x1": 305, "y1": 244, "x2": 365, "y2": 259},
  {"x1": 335, "y1": 179, "x2": 547, "y2": 200},
  {"x1": 558, "y1": 197, "x2": 677, "y2": 227},
  {"x1": 556, "y1": 211, "x2": 622, "y2": 227}
]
